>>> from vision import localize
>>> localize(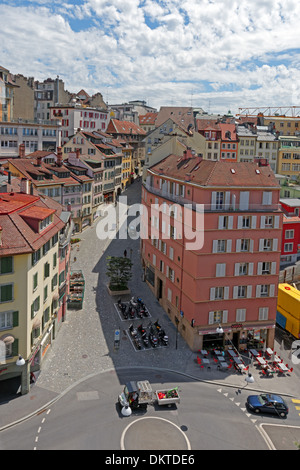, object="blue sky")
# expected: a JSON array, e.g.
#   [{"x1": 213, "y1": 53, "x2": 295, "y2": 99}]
[{"x1": 1, "y1": 0, "x2": 300, "y2": 114}]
